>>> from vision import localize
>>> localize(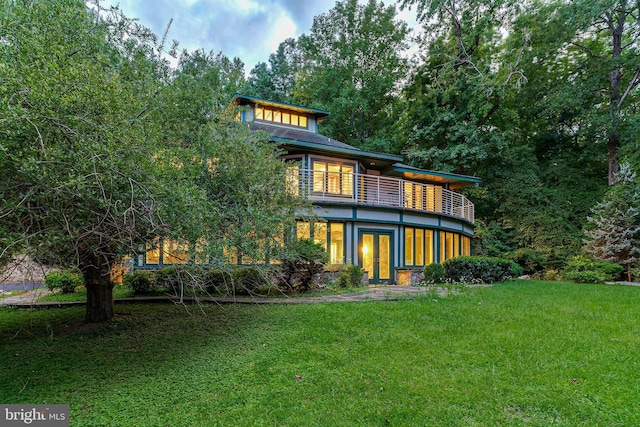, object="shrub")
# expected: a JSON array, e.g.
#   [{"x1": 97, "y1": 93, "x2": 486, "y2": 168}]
[
  {"x1": 276, "y1": 239, "x2": 327, "y2": 293},
  {"x1": 563, "y1": 270, "x2": 606, "y2": 284},
  {"x1": 233, "y1": 267, "x2": 270, "y2": 295},
  {"x1": 443, "y1": 256, "x2": 521, "y2": 284},
  {"x1": 155, "y1": 266, "x2": 203, "y2": 294},
  {"x1": 123, "y1": 270, "x2": 156, "y2": 294},
  {"x1": 544, "y1": 269, "x2": 559, "y2": 281},
  {"x1": 336, "y1": 264, "x2": 364, "y2": 288},
  {"x1": 423, "y1": 263, "x2": 445, "y2": 283},
  {"x1": 510, "y1": 248, "x2": 547, "y2": 275},
  {"x1": 45, "y1": 269, "x2": 84, "y2": 294},
  {"x1": 202, "y1": 268, "x2": 235, "y2": 294},
  {"x1": 562, "y1": 256, "x2": 624, "y2": 283}
]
